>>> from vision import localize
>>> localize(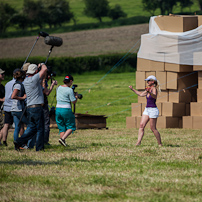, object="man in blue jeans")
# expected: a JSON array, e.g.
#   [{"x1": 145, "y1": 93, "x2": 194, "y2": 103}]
[{"x1": 14, "y1": 63, "x2": 47, "y2": 151}]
